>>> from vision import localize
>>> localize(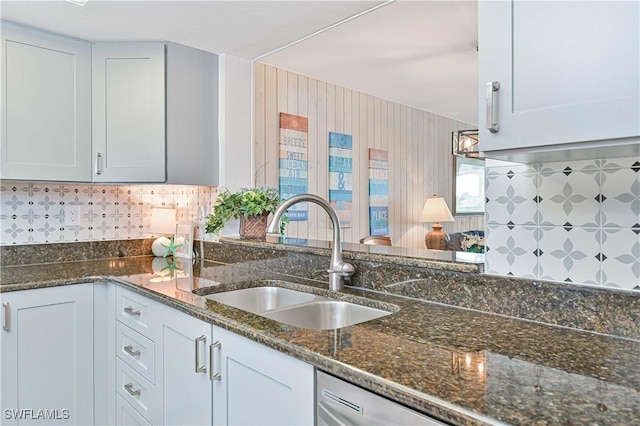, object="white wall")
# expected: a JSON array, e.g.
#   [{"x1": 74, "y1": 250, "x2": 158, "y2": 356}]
[{"x1": 218, "y1": 53, "x2": 253, "y2": 191}]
